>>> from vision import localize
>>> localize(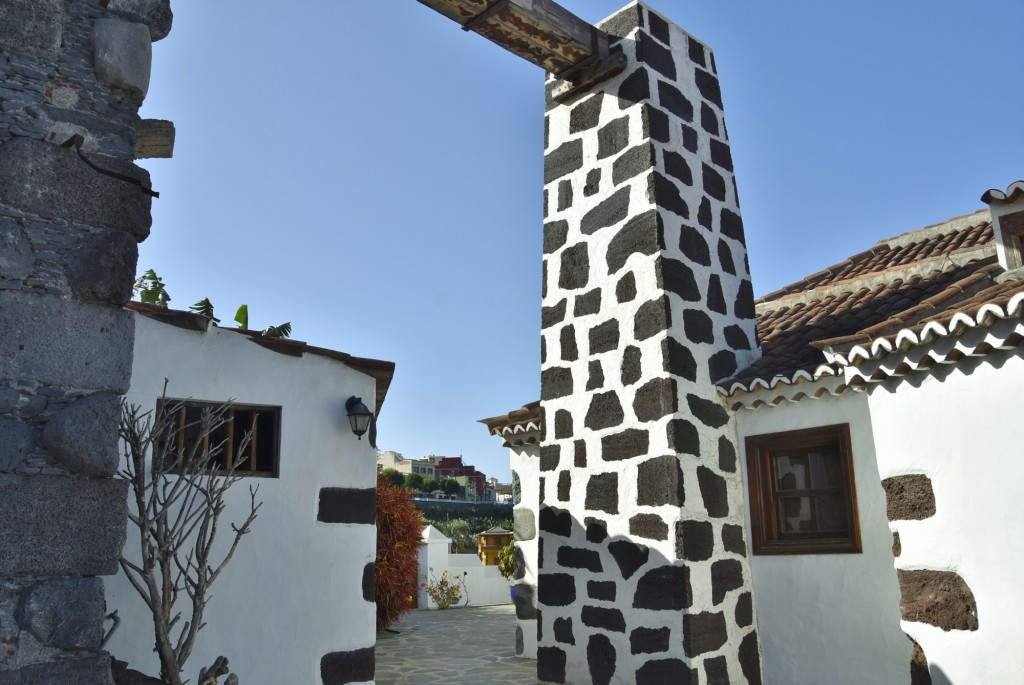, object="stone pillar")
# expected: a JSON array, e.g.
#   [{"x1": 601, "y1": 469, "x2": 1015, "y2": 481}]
[
  {"x1": 0, "y1": 0, "x2": 170, "y2": 681},
  {"x1": 537, "y1": 4, "x2": 762, "y2": 684}
]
